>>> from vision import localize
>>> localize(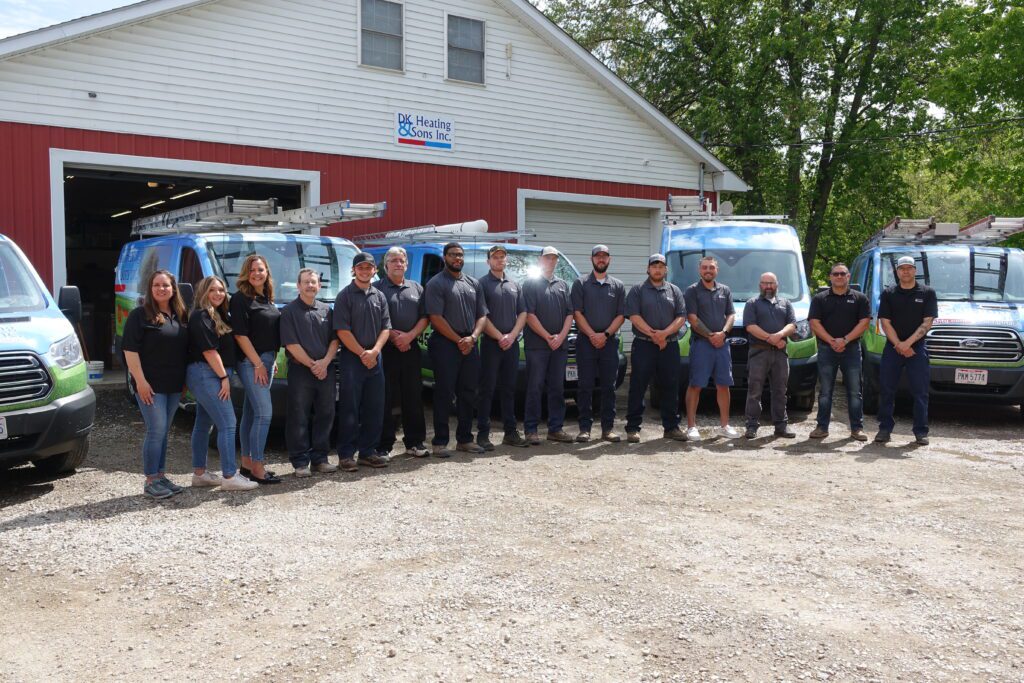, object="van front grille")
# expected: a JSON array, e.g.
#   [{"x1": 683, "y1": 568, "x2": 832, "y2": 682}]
[
  {"x1": 925, "y1": 326, "x2": 1023, "y2": 364},
  {"x1": 0, "y1": 352, "x2": 53, "y2": 406}
]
